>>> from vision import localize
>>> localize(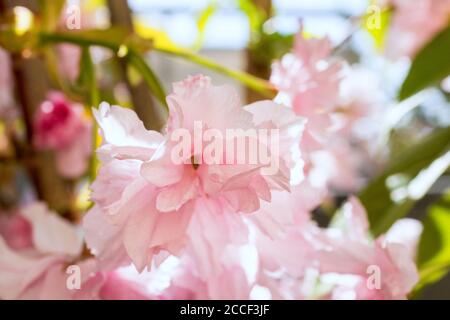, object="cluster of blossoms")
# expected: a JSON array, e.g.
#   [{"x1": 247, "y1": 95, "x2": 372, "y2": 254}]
[{"x1": 0, "y1": 26, "x2": 426, "y2": 299}]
